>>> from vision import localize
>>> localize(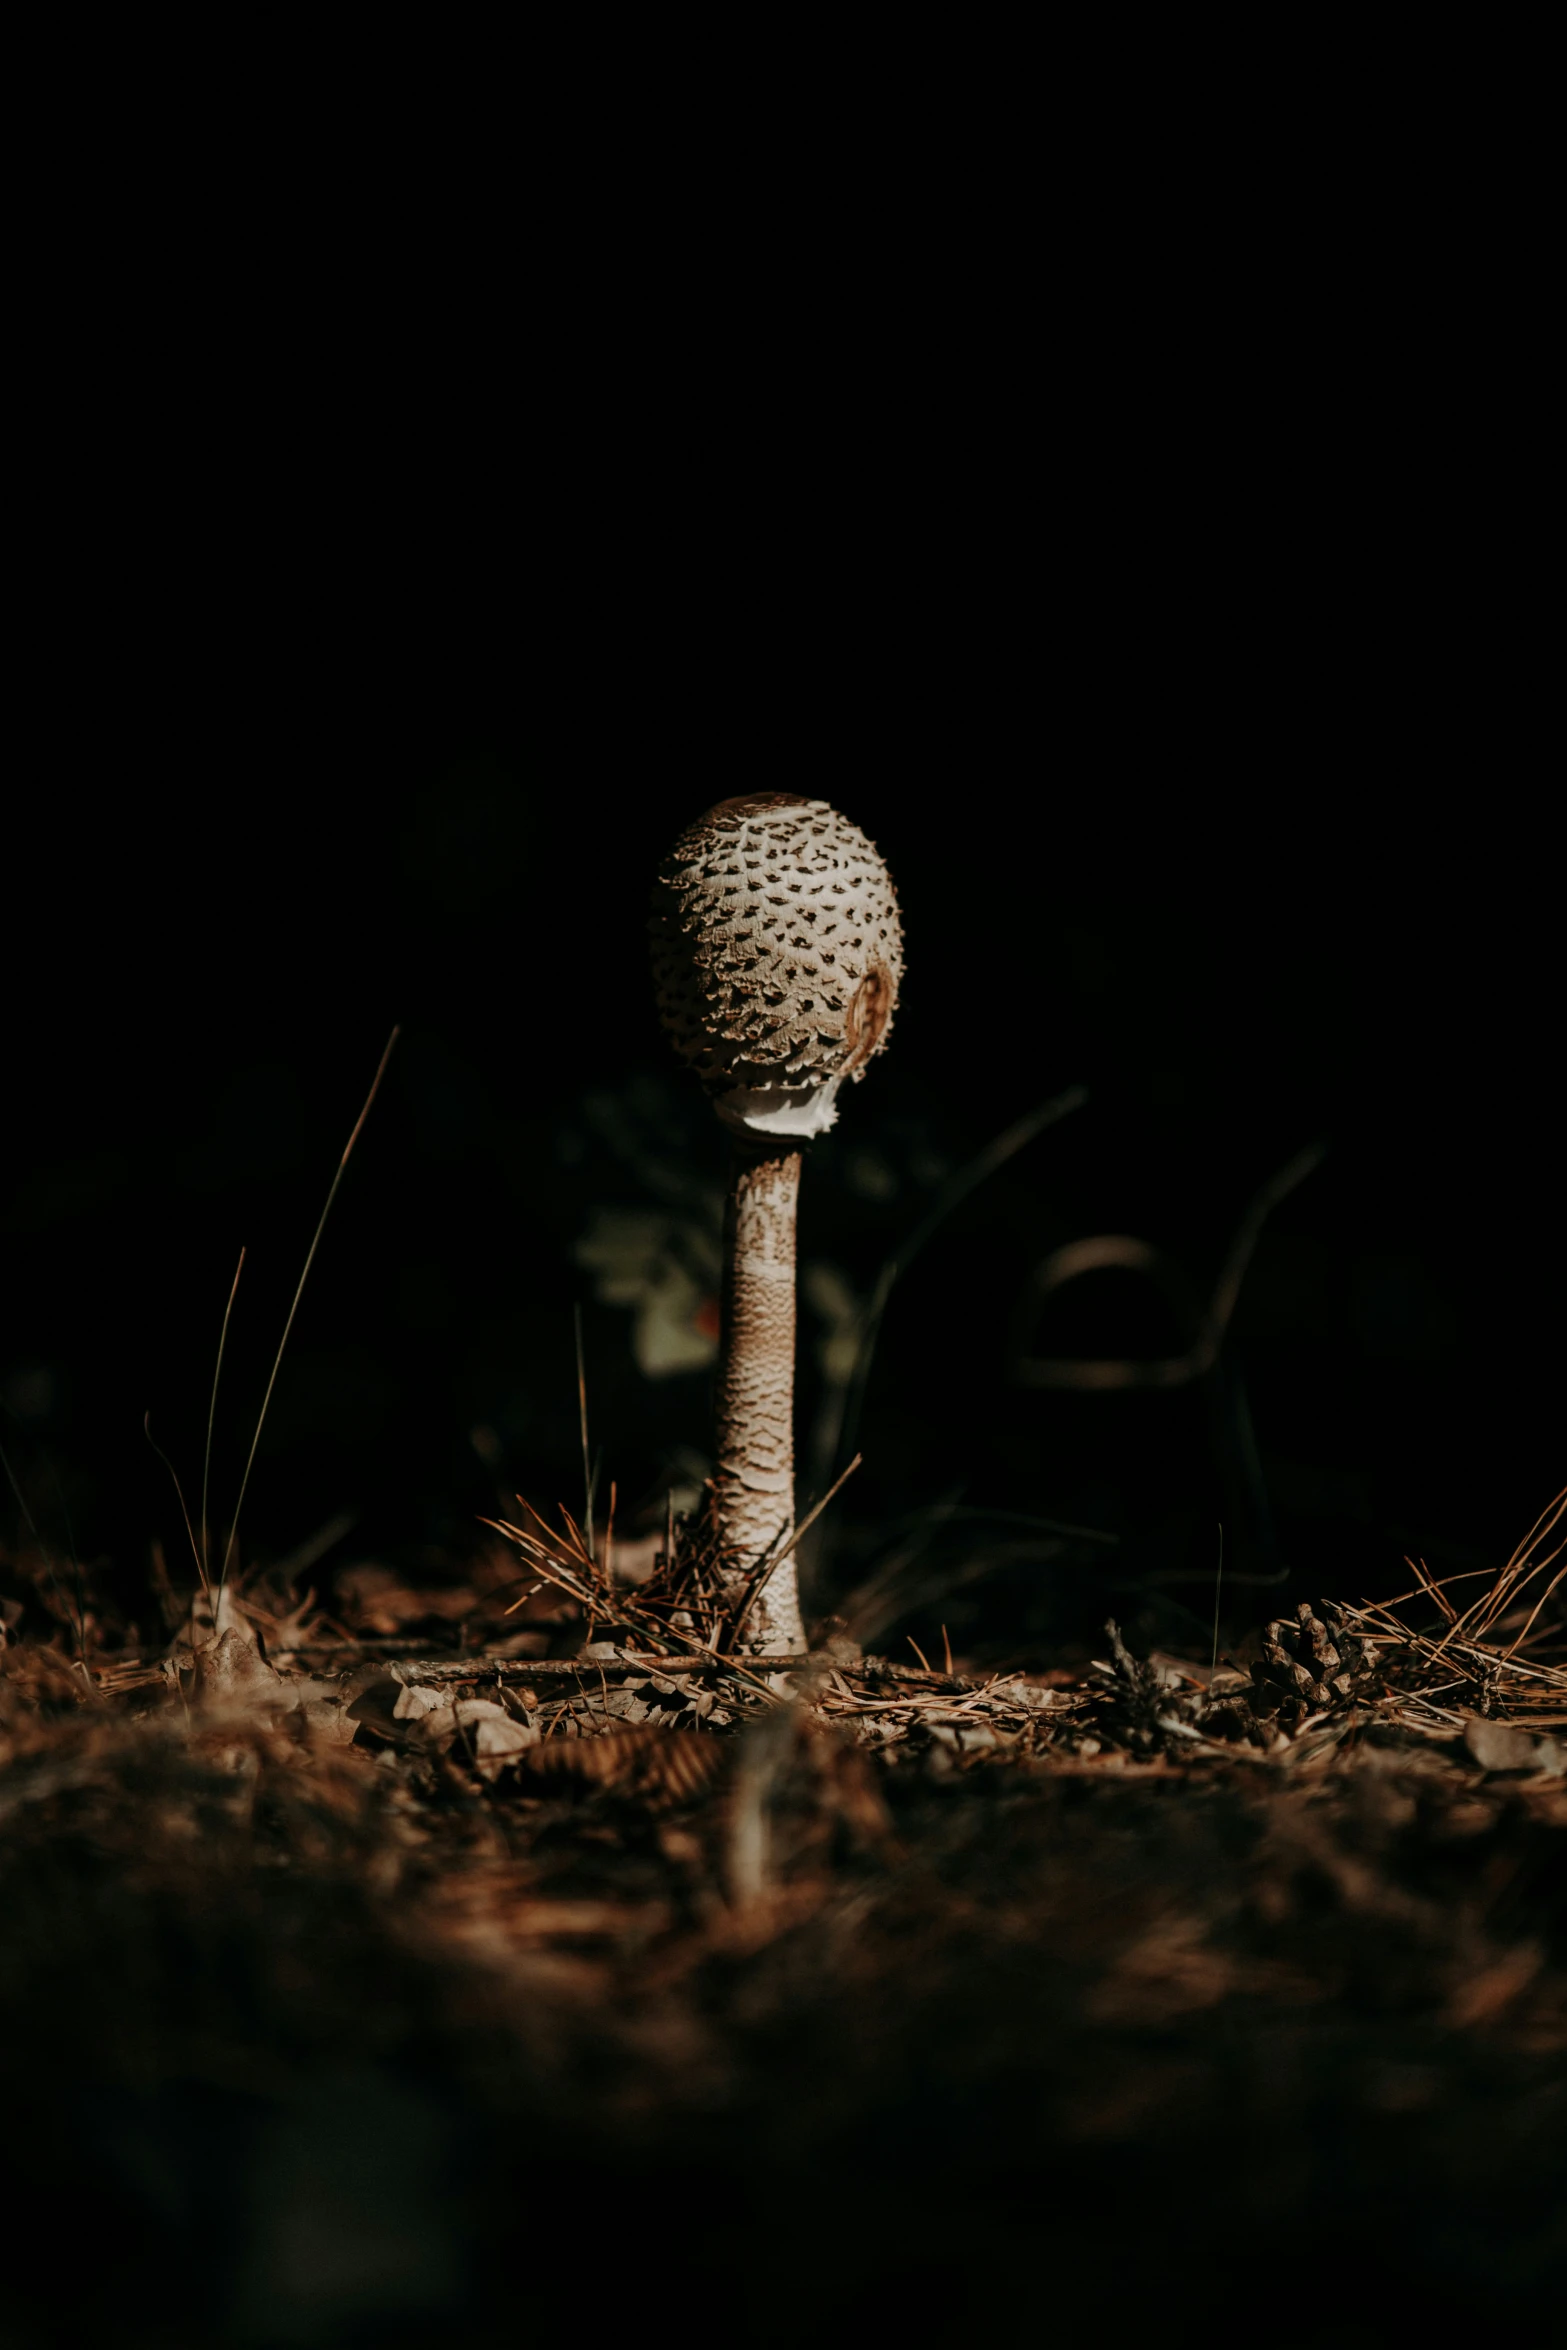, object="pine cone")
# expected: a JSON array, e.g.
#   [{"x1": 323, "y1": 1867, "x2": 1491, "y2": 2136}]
[
  {"x1": 1250, "y1": 1601, "x2": 1379, "y2": 1723},
  {"x1": 650, "y1": 794, "x2": 903, "y2": 1138},
  {"x1": 1088, "y1": 1621, "x2": 1206, "y2": 1755}
]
